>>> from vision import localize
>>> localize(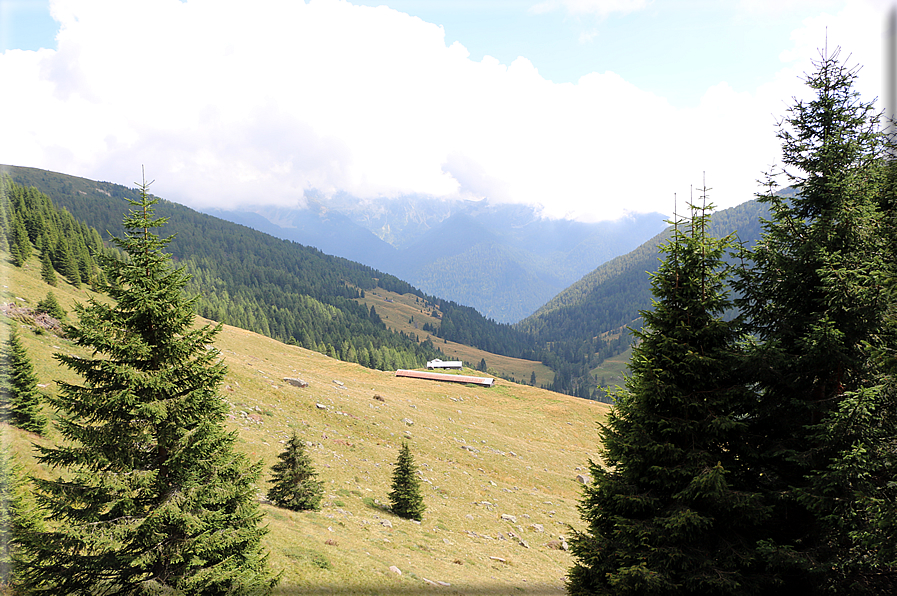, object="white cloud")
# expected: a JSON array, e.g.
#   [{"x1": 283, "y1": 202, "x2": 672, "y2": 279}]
[
  {"x1": 0, "y1": 0, "x2": 890, "y2": 222},
  {"x1": 529, "y1": 0, "x2": 649, "y2": 18}
]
